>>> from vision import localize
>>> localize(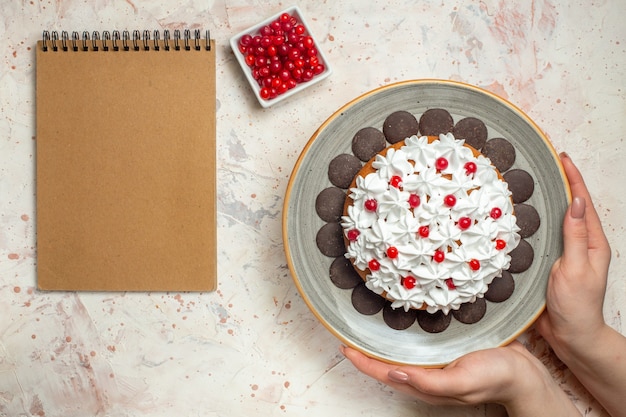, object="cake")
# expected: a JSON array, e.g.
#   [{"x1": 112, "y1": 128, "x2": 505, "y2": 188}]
[{"x1": 340, "y1": 133, "x2": 521, "y2": 314}]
